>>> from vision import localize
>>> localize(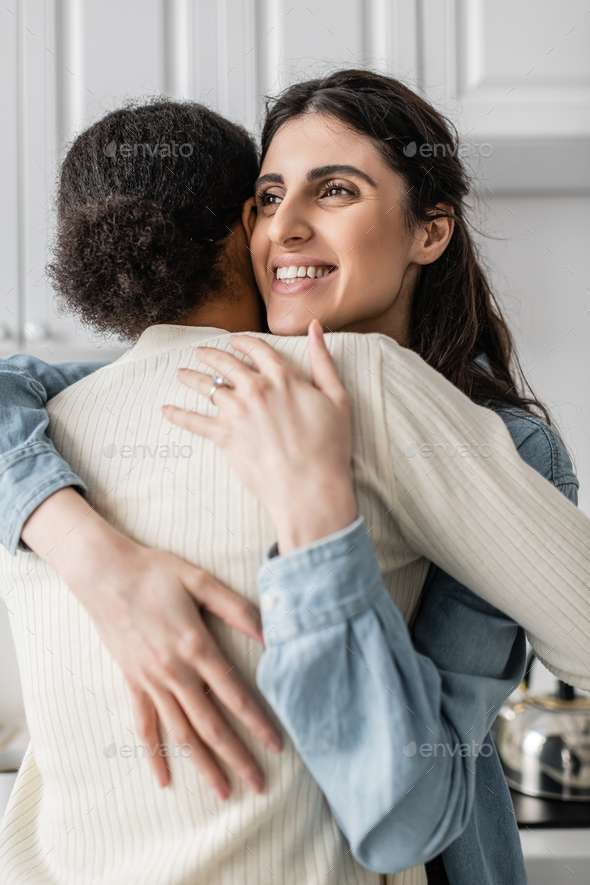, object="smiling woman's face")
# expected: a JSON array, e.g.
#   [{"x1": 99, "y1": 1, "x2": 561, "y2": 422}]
[{"x1": 249, "y1": 113, "x2": 435, "y2": 340}]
